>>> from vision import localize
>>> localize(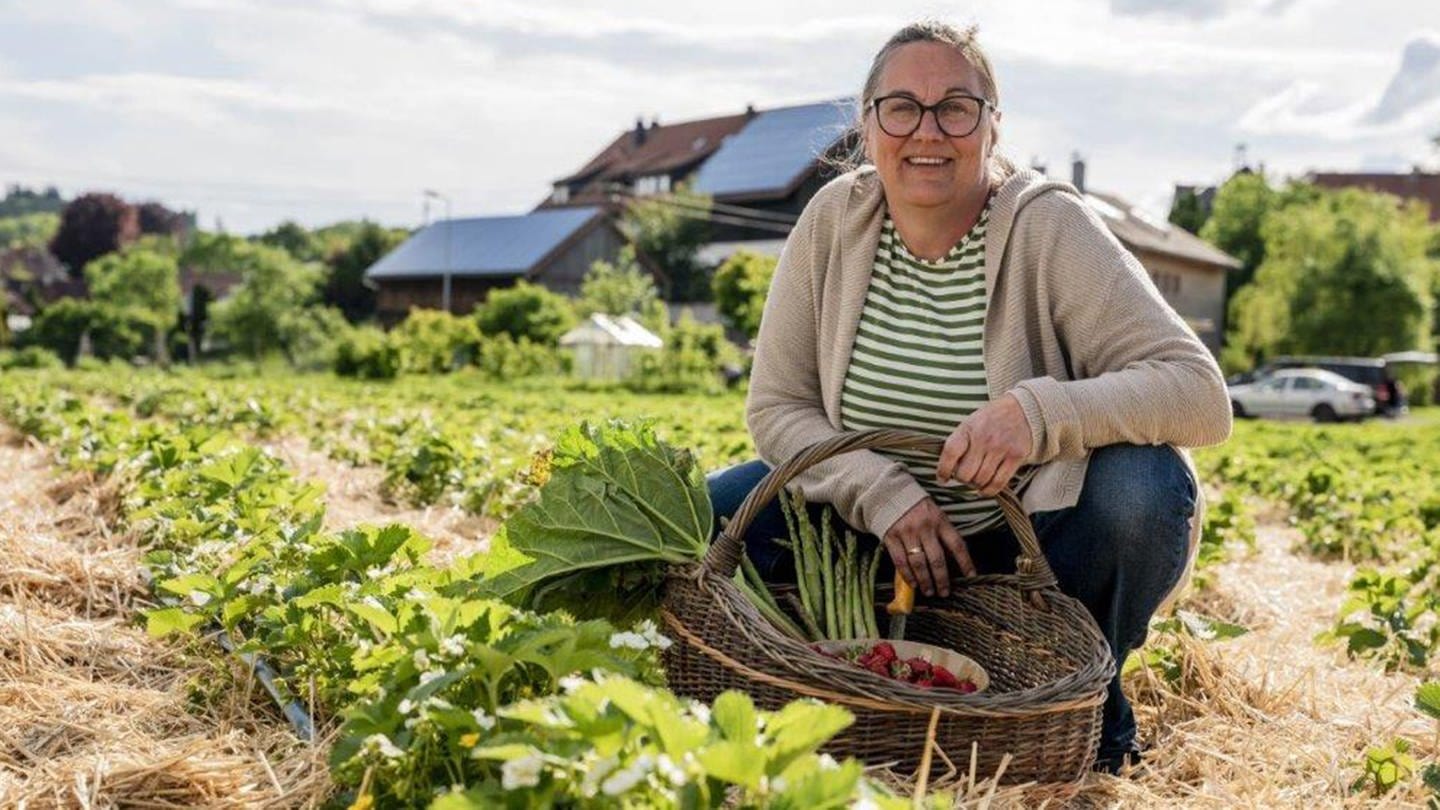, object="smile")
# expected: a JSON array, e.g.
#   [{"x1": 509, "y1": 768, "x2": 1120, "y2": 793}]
[{"x1": 904, "y1": 157, "x2": 952, "y2": 166}]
